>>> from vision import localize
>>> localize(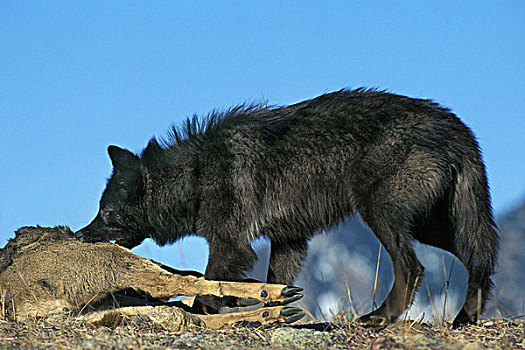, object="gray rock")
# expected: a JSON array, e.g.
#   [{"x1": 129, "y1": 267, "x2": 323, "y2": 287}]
[{"x1": 270, "y1": 327, "x2": 331, "y2": 345}]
